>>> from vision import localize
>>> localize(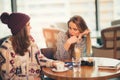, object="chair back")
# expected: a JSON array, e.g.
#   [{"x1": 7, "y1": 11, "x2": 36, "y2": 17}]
[
  {"x1": 42, "y1": 28, "x2": 60, "y2": 48},
  {"x1": 40, "y1": 48, "x2": 56, "y2": 60},
  {"x1": 101, "y1": 26, "x2": 120, "y2": 58}
]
